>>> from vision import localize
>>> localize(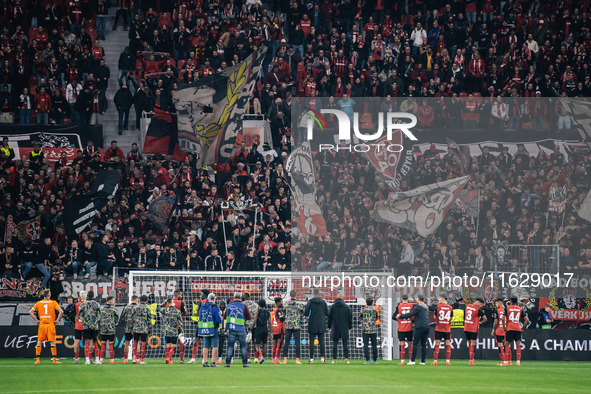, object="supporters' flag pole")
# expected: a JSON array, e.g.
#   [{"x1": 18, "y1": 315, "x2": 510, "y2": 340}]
[
  {"x1": 475, "y1": 189, "x2": 481, "y2": 236},
  {"x1": 187, "y1": 236, "x2": 191, "y2": 271},
  {"x1": 222, "y1": 211, "x2": 228, "y2": 256},
  {"x1": 561, "y1": 209, "x2": 567, "y2": 227},
  {"x1": 252, "y1": 207, "x2": 258, "y2": 251}
]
